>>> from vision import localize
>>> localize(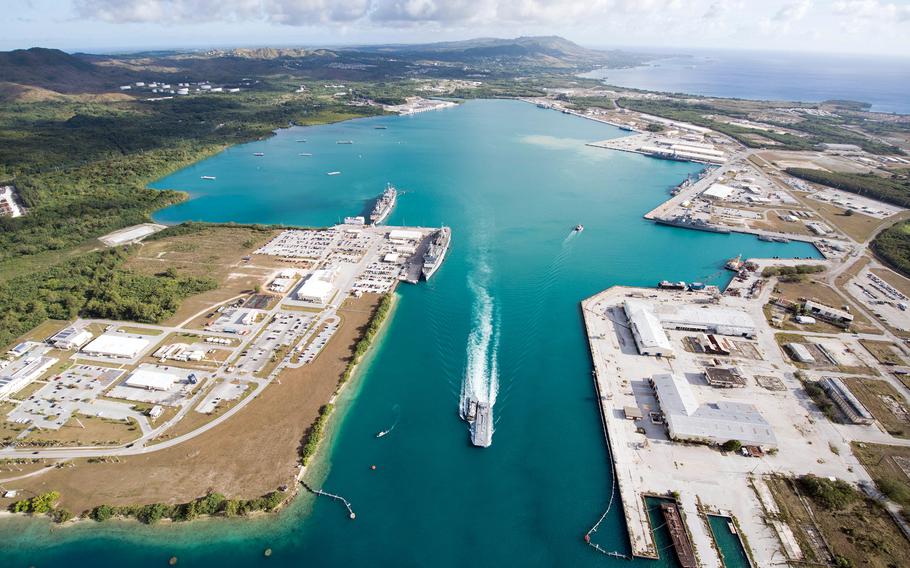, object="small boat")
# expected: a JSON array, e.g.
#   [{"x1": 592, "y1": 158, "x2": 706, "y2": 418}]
[
  {"x1": 336, "y1": 140, "x2": 353, "y2": 145},
  {"x1": 200, "y1": 176, "x2": 216, "y2": 180},
  {"x1": 253, "y1": 152, "x2": 264, "y2": 156},
  {"x1": 574, "y1": 224, "x2": 584, "y2": 232},
  {"x1": 727, "y1": 521, "x2": 737, "y2": 535},
  {"x1": 296, "y1": 139, "x2": 306, "y2": 142},
  {"x1": 375, "y1": 431, "x2": 387, "y2": 438},
  {"x1": 374, "y1": 126, "x2": 387, "y2": 130},
  {"x1": 327, "y1": 171, "x2": 341, "y2": 176},
  {"x1": 299, "y1": 153, "x2": 313, "y2": 156}
]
